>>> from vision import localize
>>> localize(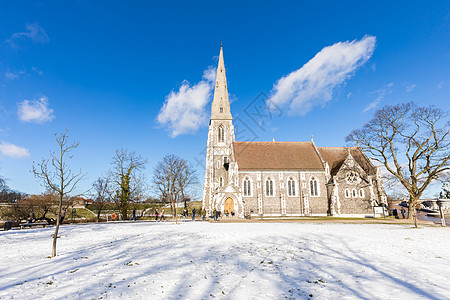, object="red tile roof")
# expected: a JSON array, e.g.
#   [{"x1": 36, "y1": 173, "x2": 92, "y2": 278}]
[
  {"x1": 318, "y1": 147, "x2": 375, "y2": 176},
  {"x1": 233, "y1": 142, "x2": 324, "y2": 171}
]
